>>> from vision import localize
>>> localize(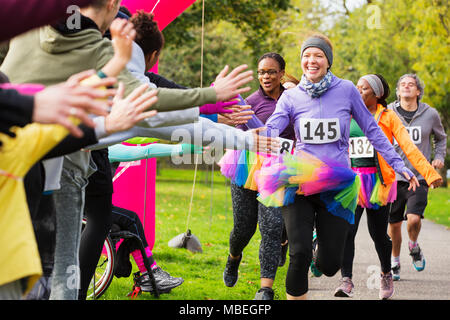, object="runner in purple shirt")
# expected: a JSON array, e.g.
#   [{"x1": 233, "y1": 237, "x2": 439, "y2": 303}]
[{"x1": 253, "y1": 34, "x2": 419, "y2": 300}]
